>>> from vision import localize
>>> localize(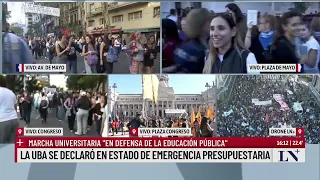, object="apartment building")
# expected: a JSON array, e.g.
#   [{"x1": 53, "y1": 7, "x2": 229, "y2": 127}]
[
  {"x1": 85, "y1": 2, "x2": 160, "y2": 40},
  {"x1": 55, "y1": 3, "x2": 84, "y2": 37}
]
